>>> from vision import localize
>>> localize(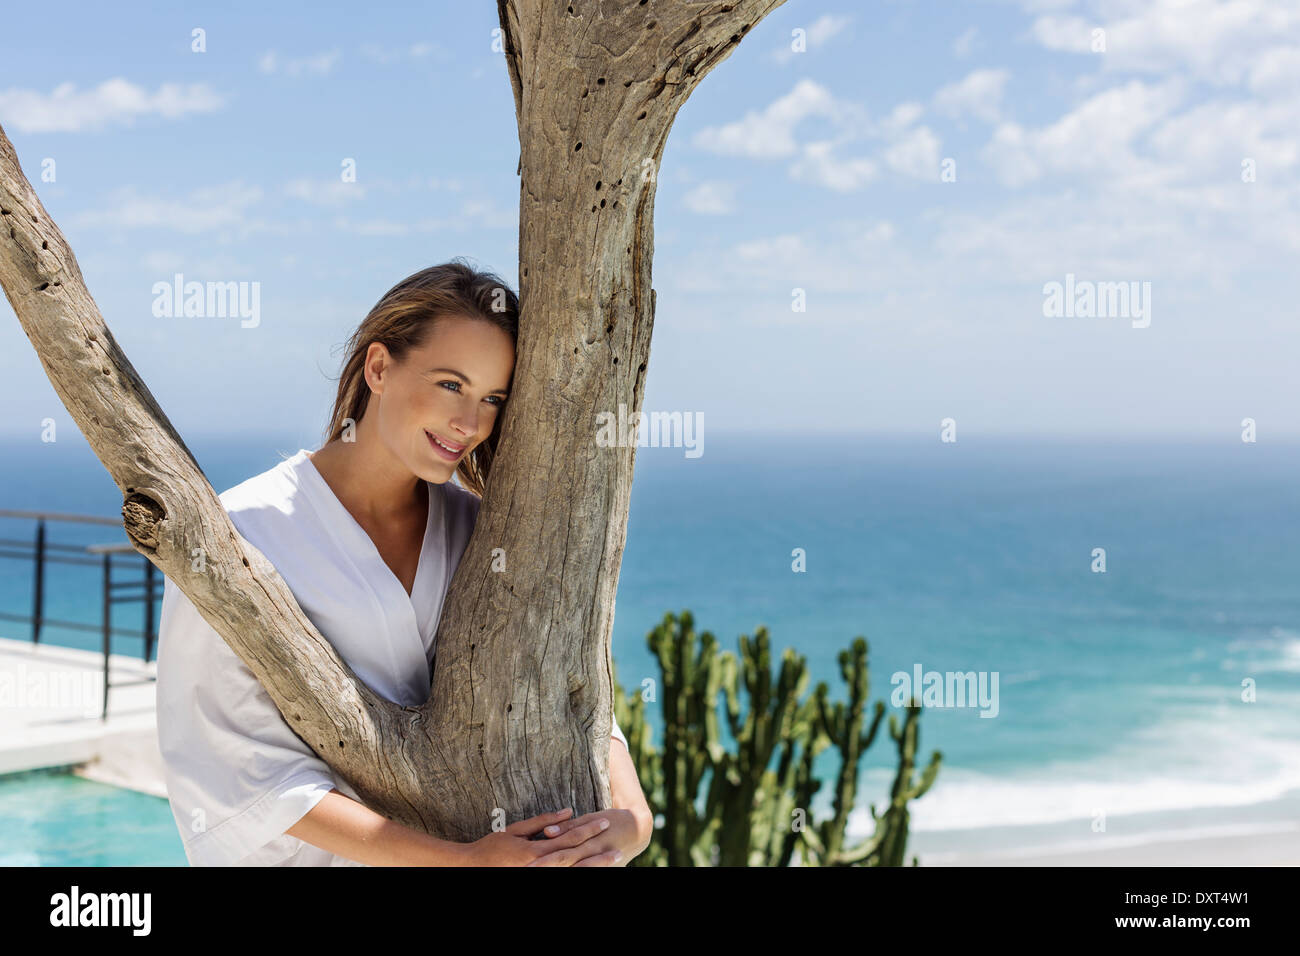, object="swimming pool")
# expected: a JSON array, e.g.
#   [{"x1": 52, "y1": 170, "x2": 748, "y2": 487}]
[{"x1": 0, "y1": 767, "x2": 187, "y2": 866}]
